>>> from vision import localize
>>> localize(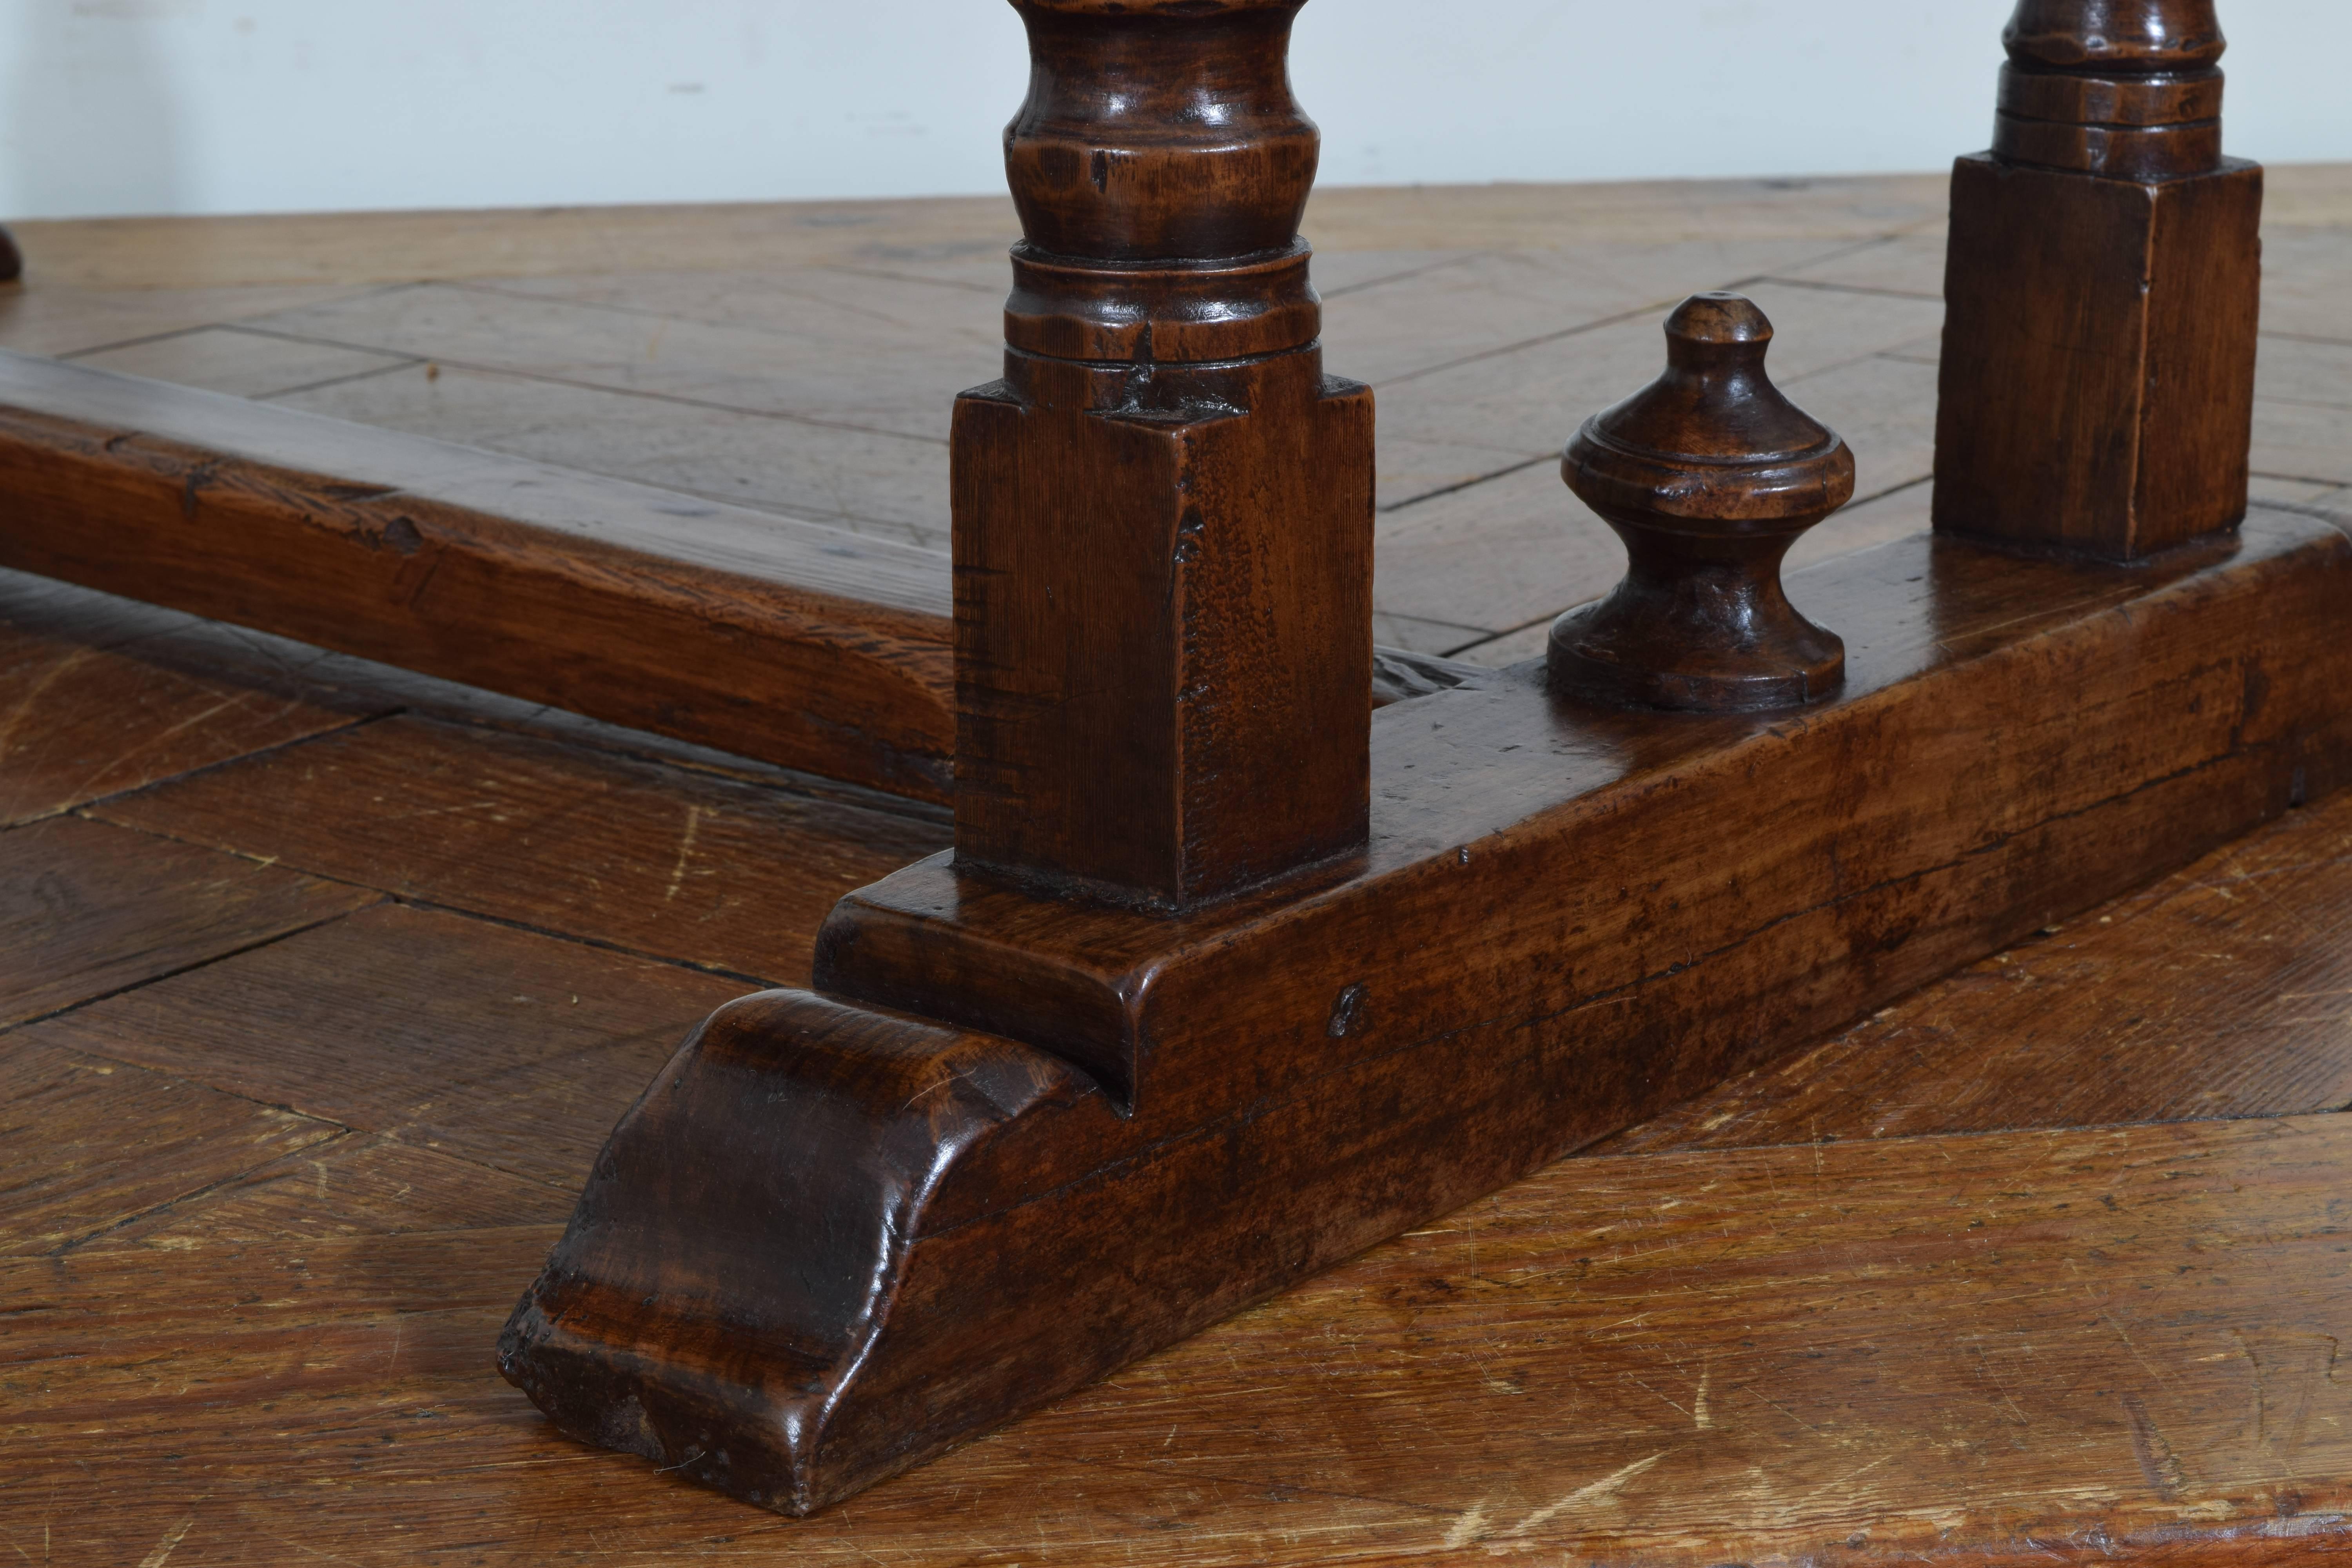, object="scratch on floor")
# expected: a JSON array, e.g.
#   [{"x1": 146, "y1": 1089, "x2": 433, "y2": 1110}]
[
  {"x1": 664, "y1": 804, "x2": 704, "y2": 900},
  {"x1": 2121, "y1": 1392, "x2": 2187, "y2": 1501},
  {"x1": 1504, "y1": 1450, "x2": 1667, "y2": 1537},
  {"x1": 0, "y1": 647, "x2": 96, "y2": 764},
  {"x1": 134, "y1": 1518, "x2": 194, "y2": 1568},
  {"x1": 1441, "y1": 1501, "x2": 1489, "y2": 1549}
]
